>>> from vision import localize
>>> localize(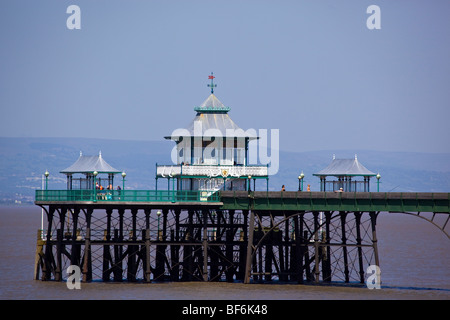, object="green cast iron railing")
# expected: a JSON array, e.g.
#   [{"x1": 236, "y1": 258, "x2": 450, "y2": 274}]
[{"x1": 35, "y1": 189, "x2": 221, "y2": 203}]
